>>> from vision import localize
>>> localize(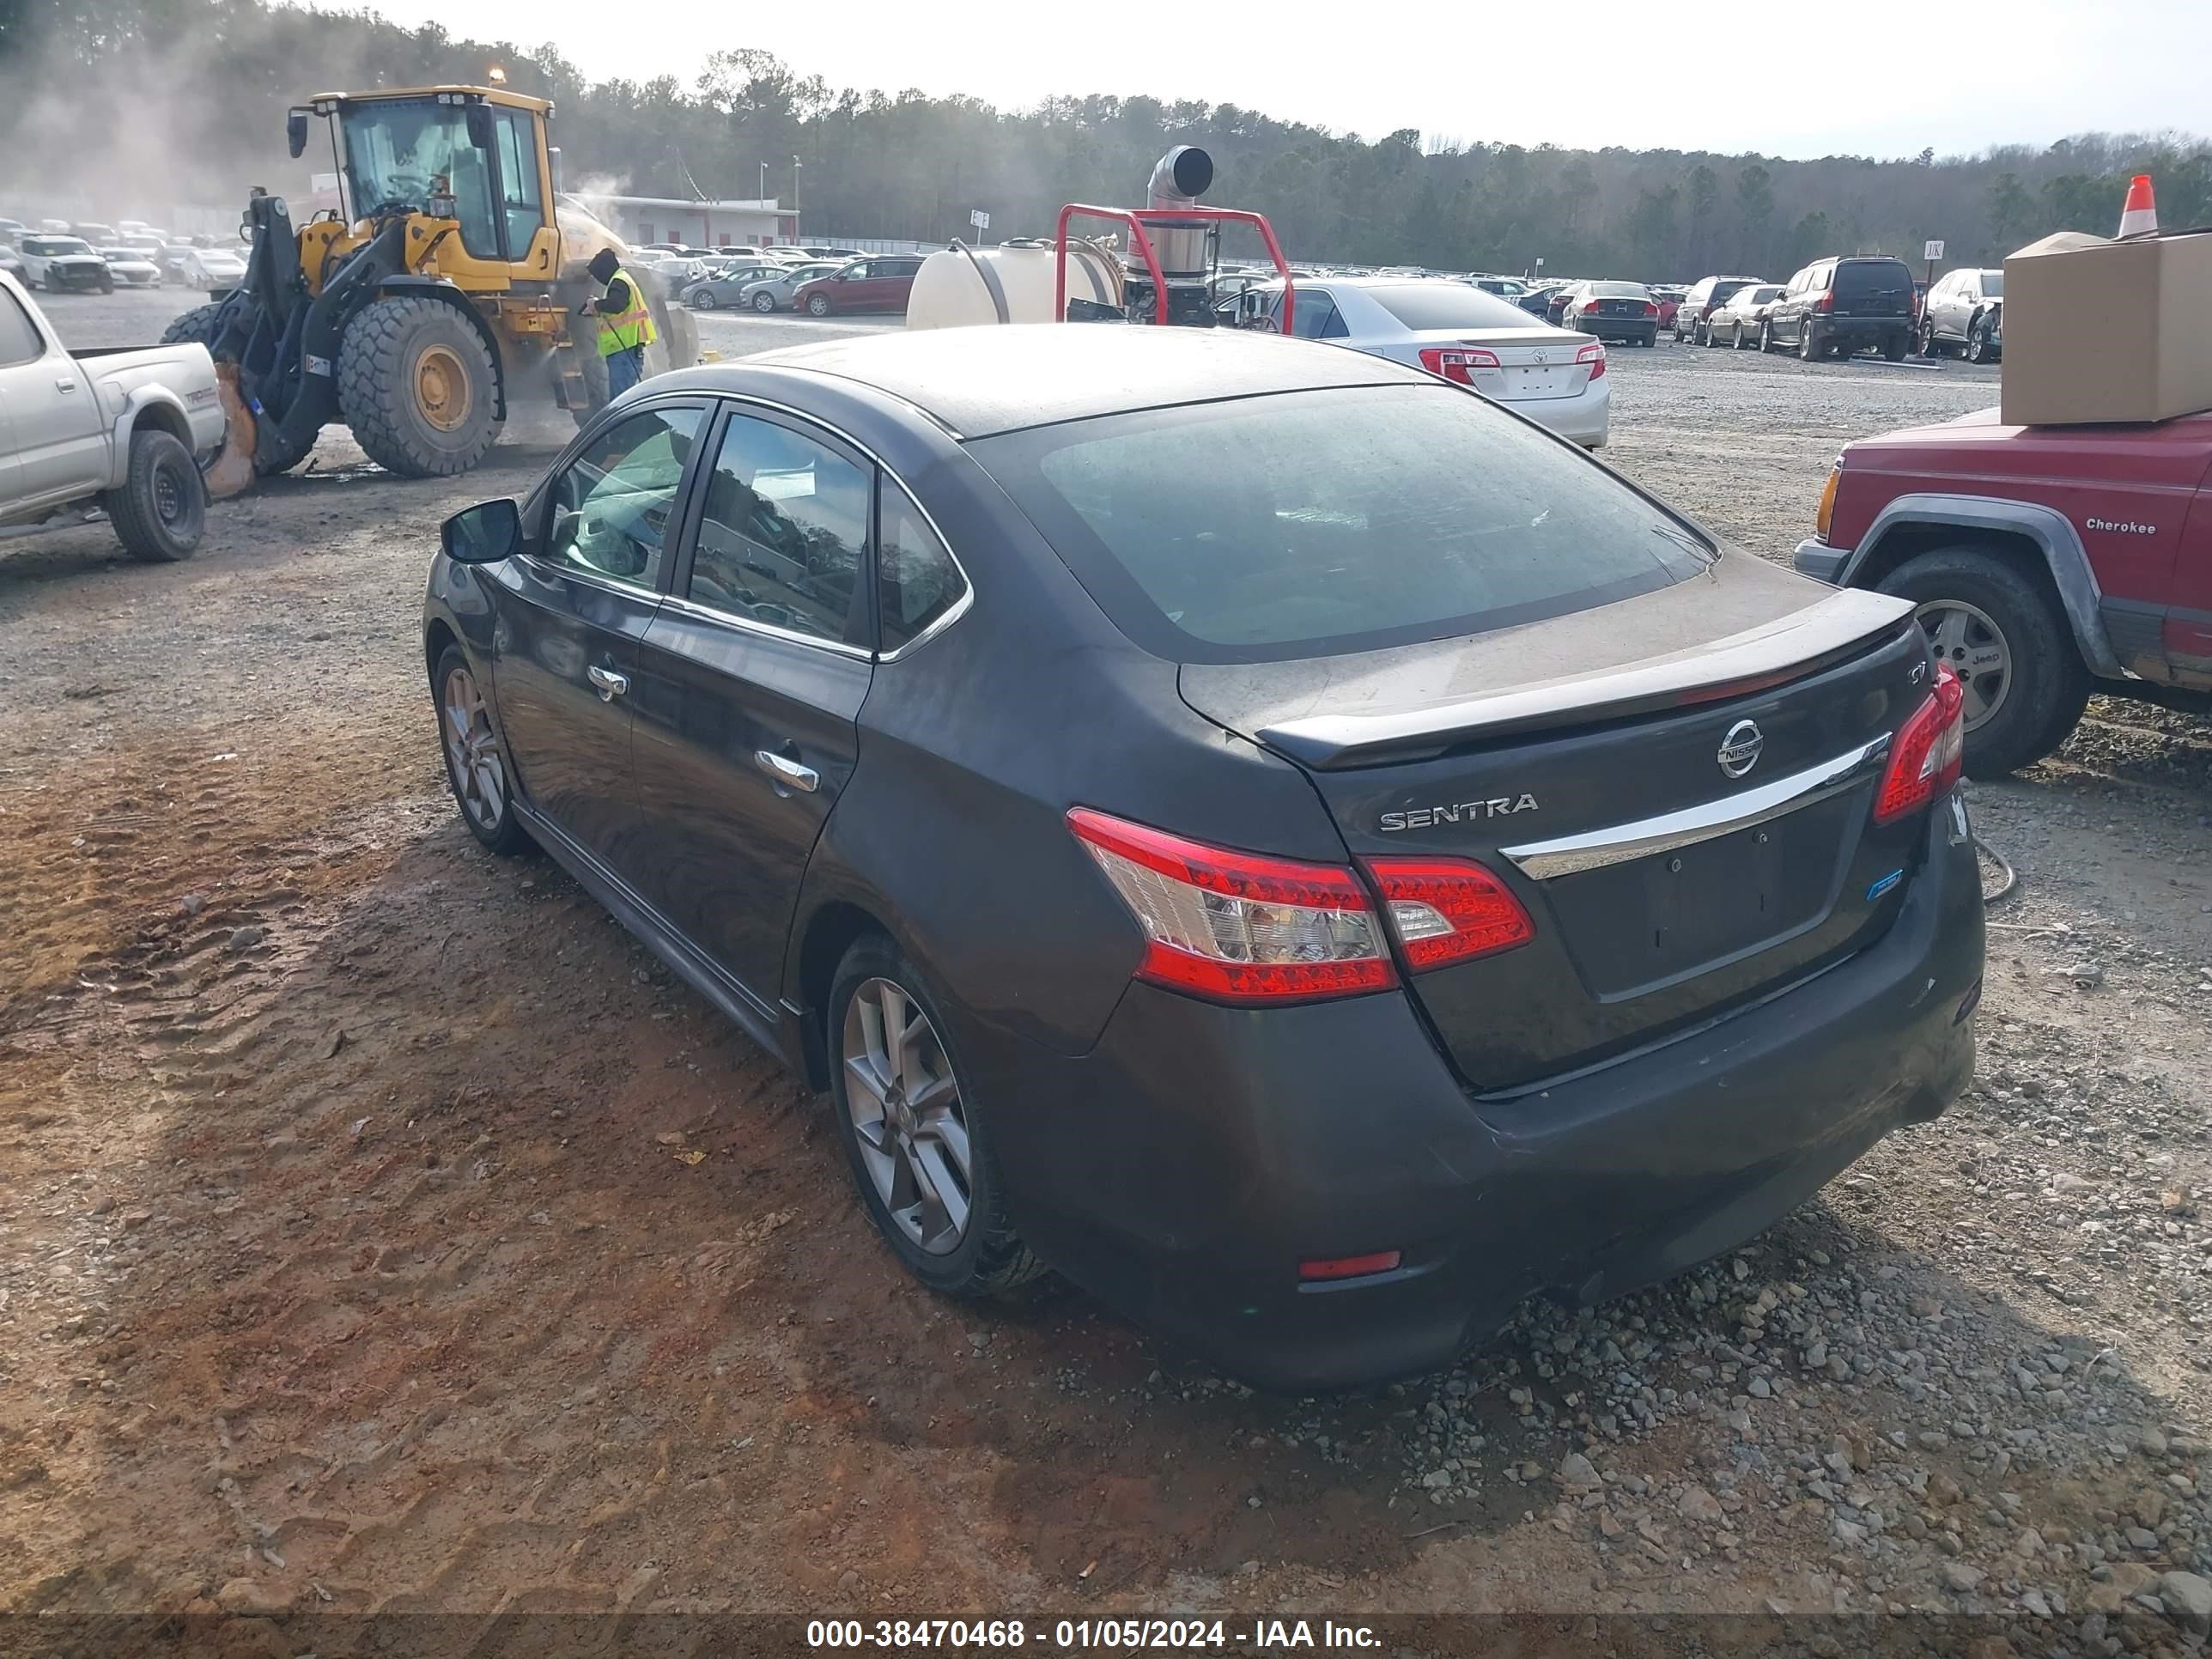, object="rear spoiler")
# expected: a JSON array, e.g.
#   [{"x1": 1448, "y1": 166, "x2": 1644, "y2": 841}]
[{"x1": 1258, "y1": 589, "x2": 1917, "y2": 769}]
